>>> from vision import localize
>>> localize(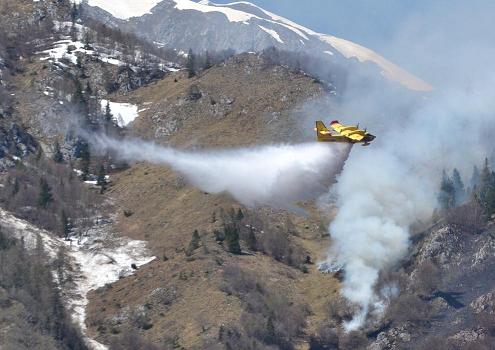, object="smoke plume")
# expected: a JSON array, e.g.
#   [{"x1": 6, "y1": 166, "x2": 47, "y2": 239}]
[
  {"x1": 90, "y1": 134, "x2": 350, "y2": 208},
  {"x1": 319, "y1": 0, "x2": 495, "y2": 330}
]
